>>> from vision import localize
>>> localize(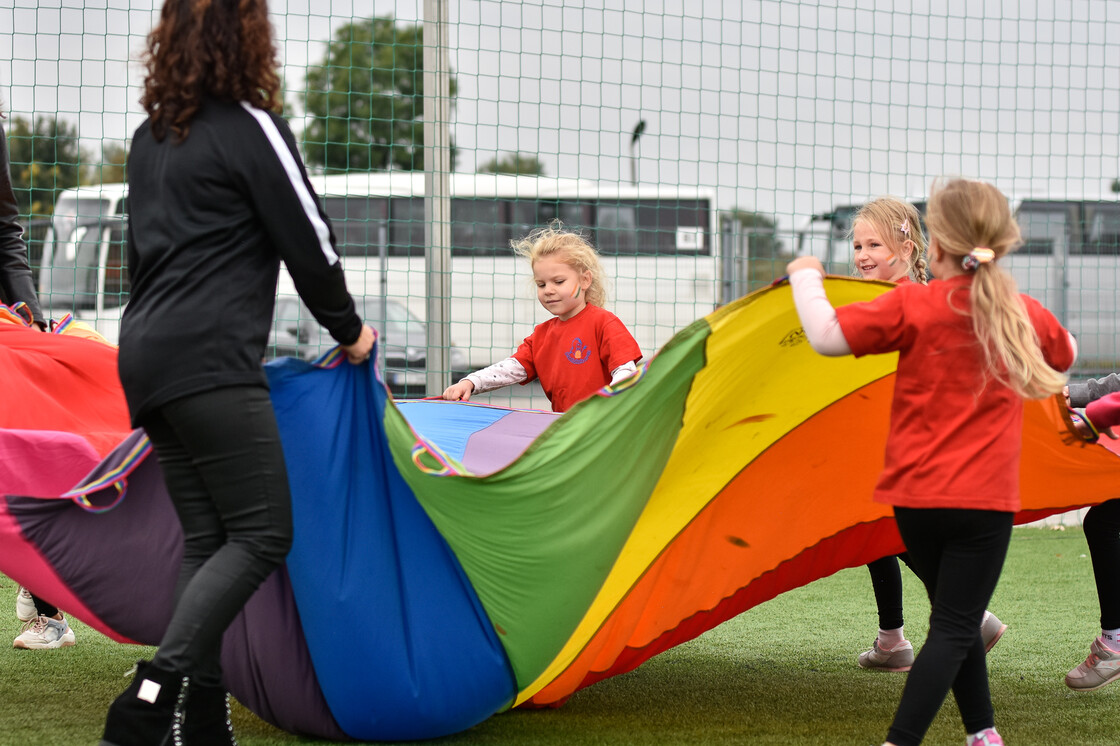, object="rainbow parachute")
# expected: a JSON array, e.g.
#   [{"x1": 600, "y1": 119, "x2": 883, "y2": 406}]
[{"x1": 3, "y1": 279, "x2": 1119, "y2": 740}]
